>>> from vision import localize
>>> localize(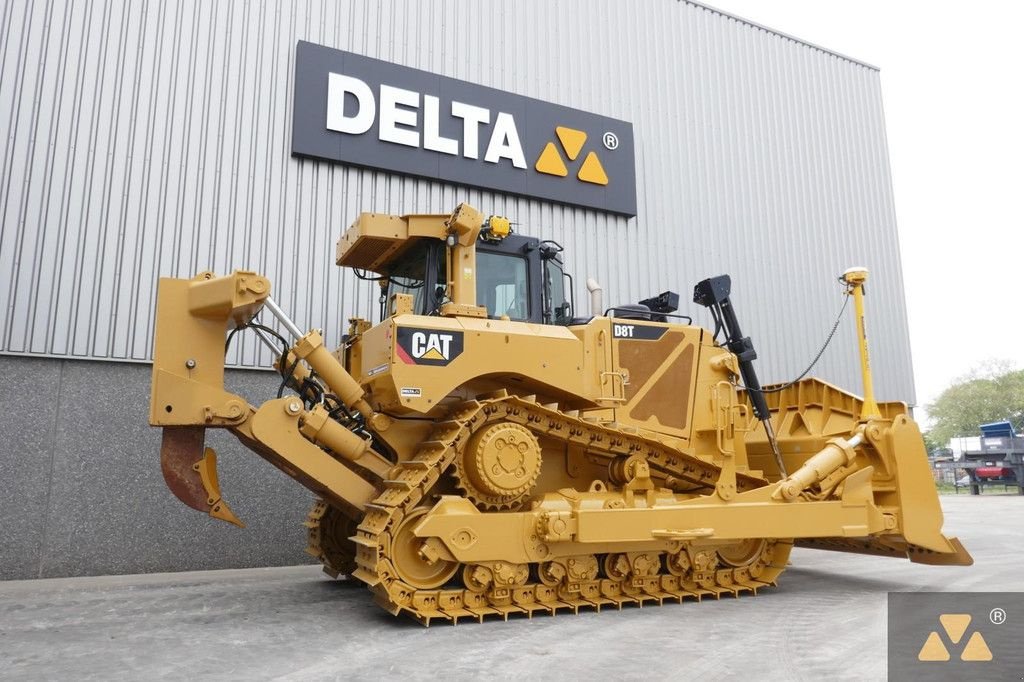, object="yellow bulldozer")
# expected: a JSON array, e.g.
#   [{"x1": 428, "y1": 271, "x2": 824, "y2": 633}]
[{"x1": 149, "y1": 202, "x2": 970, "y2": 624}]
